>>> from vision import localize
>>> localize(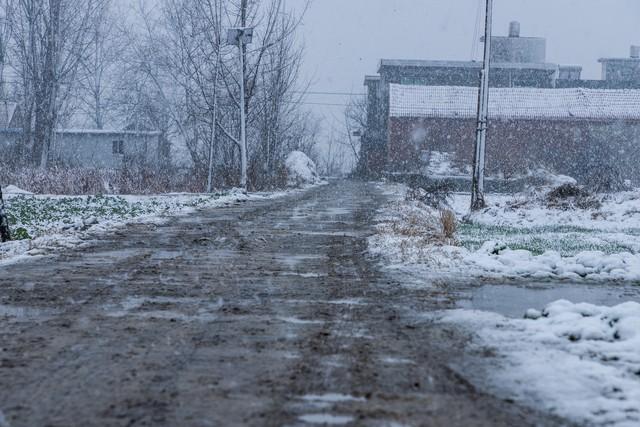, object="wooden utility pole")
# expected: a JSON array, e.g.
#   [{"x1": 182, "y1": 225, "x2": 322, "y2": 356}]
[
  {"x1": 471, "y1": 0, "x2": 493, "y2": 211},
  {"x1": 0, "y1": 185, "x2": 11, "y2": 242}
]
